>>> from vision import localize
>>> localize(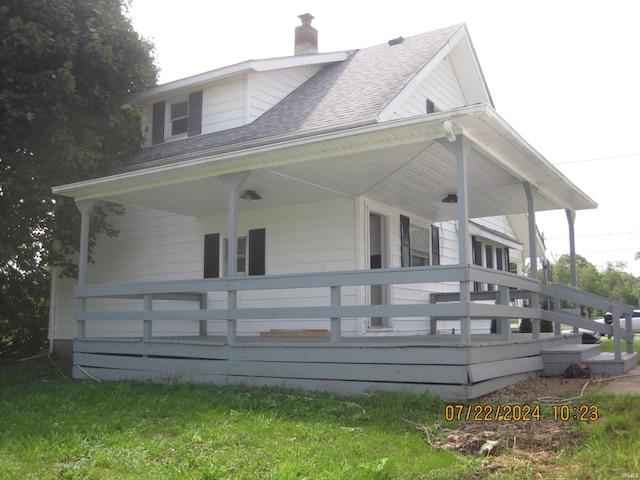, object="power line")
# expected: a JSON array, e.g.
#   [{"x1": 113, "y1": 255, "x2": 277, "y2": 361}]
[
  {"x1": 544, "y1": 230, "x2": 640, "y2": 240},
  {"x1": 554, "y1": 152, "x2": 640, "y2": 165}
]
